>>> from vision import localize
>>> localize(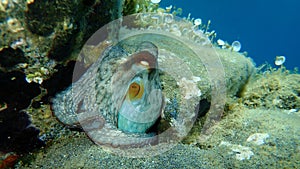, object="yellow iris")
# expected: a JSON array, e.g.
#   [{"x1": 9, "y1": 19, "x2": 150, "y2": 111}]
[{"x1": 128, "y1": 82, "x2": 144, "y2": 101}]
